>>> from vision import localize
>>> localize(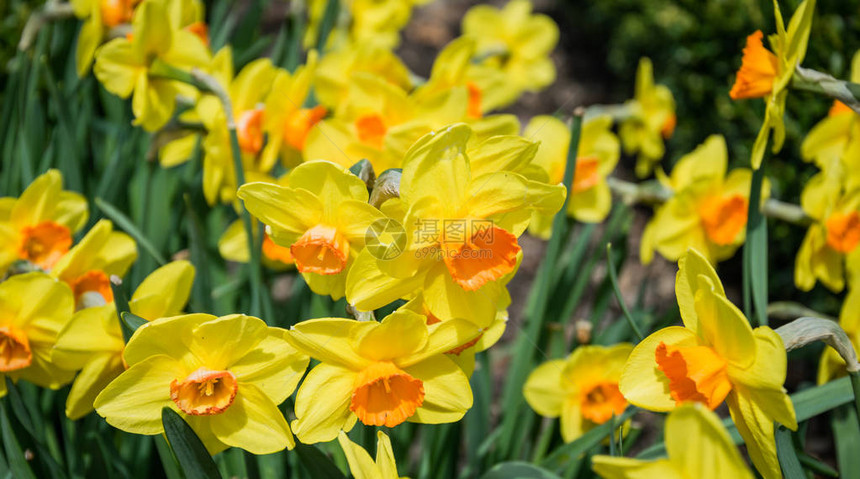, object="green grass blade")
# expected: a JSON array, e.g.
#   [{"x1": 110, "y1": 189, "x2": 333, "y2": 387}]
[
  {"x1": 294, "y1": 443, "x2": 346, "y2": 479},
  {"x1": 743, "y1": 166, "x2": 767, "y2": 326},
  {"x1": 775, "y1": 426, "x2": 804, "y2": 478},
  {"x1": 481, "y1": 462, "x2": 563, "y2": 479},
  {"x1": 0, "y1": 402, "x2": 36, "y2": 479},
  {"x1": 95, "y1": 197, "x2": 168, "y2": 266},
  {"x1": 605, "y1": 243, "x2": 644, "y2": 341}
]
